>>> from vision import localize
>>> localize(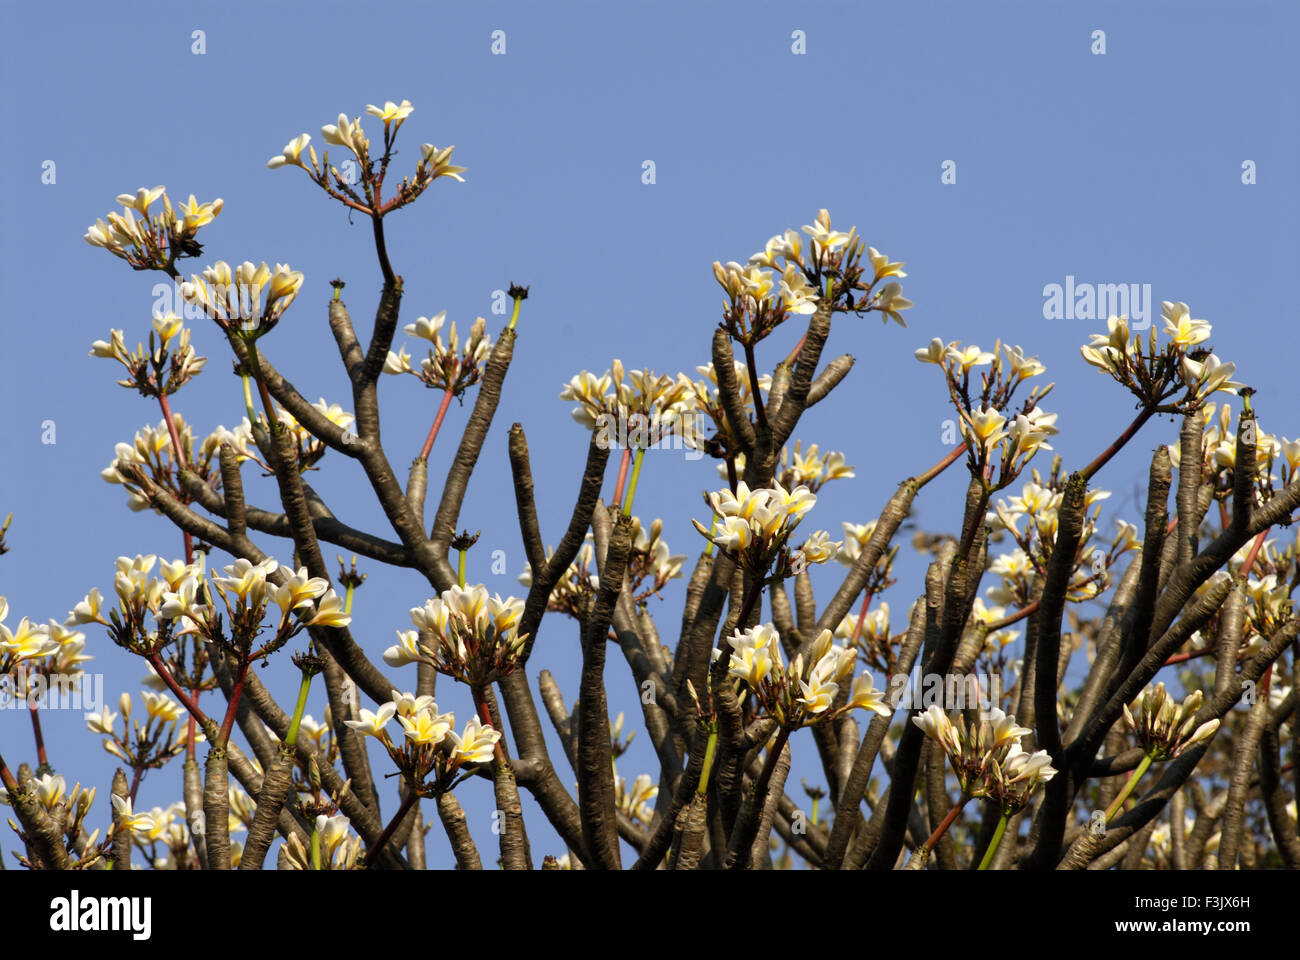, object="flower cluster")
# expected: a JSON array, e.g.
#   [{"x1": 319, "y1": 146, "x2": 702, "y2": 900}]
[
  {"x1": 518, "y1": 538, "x2": 599, "y2": 618},
  {"x1": 915, "y1": 338, "x2": 1057, "y2": 483},
  {"x1": 0, "y1": 774, "x2": 102, "y2": 867},
  {"x1": 384, "y1": 311, "x2": 492, "y2": 396},
  {"x1": 84, "y1": 186, "x2": 223, "y2": 273},
  {"x1": 985, "y1": 471, "x2": 1127, "y2": 607},
  {"x1": 0, "y1": 596, "x2": 60, "y2": 674},
  {"x1": 69, "y1": 554, "x2": 348, "y2": 667},
  {"x1": 624, "y1": 518, "x2": 687, "y2": 605},
  {"x1": 615, "y1": 772, "x2": 658, "y2": 826},
  {"x1": 912, "y1": 705, "x2": 1056, "y2": 812},
  {"x1": 261, "y1": 399, "x2": 357, "y2": 472},
  {"x1": 90, "y1": 314, "x2": 207, "y2": 399},
  {"x1": 384, "y1": 584, "x2": 528, "y2": 686},
  {"x1": 102, "y1": 414, "x2": 223, "y2": 514},
  {"x1": 159, "y1": 558, "x2": 348, "y2": 659},
  {"x1": 180, "y1": 260, "x2": 305, "y2": 337},
  {"x1": 774, "y1": 441, "x2": 855, "y2": 493},
  {"x1": 267, "y1": 100, "x2": 465, "y2": 218},
  {"x1": 724, "y1": 624, "x2": 890, "y2": 730},
  {"x1": 737, "y1": 209, "x2": 914, "y2": 330},
  {"x1": 1079, "y1": 305, "x2": 1243, "y2": 410},
  {"x1": 342, "y1": 689, "x2": 502, "y2": 790},
  {"x1": 85, "y1": 690, "x2": 199, "y2": 771},
  {"x1": 282, "y1": 813, "x2": 364, "y2": 871},
  {"x1": 1124, "y1": 683, "x2": 1220, "y2": 761},
  {"x1": 560, "y1": 360, "x2": 699, "y2": 450},
  {"x1": 693, "y1": 480, "x2": 820, "y2": 575}
]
